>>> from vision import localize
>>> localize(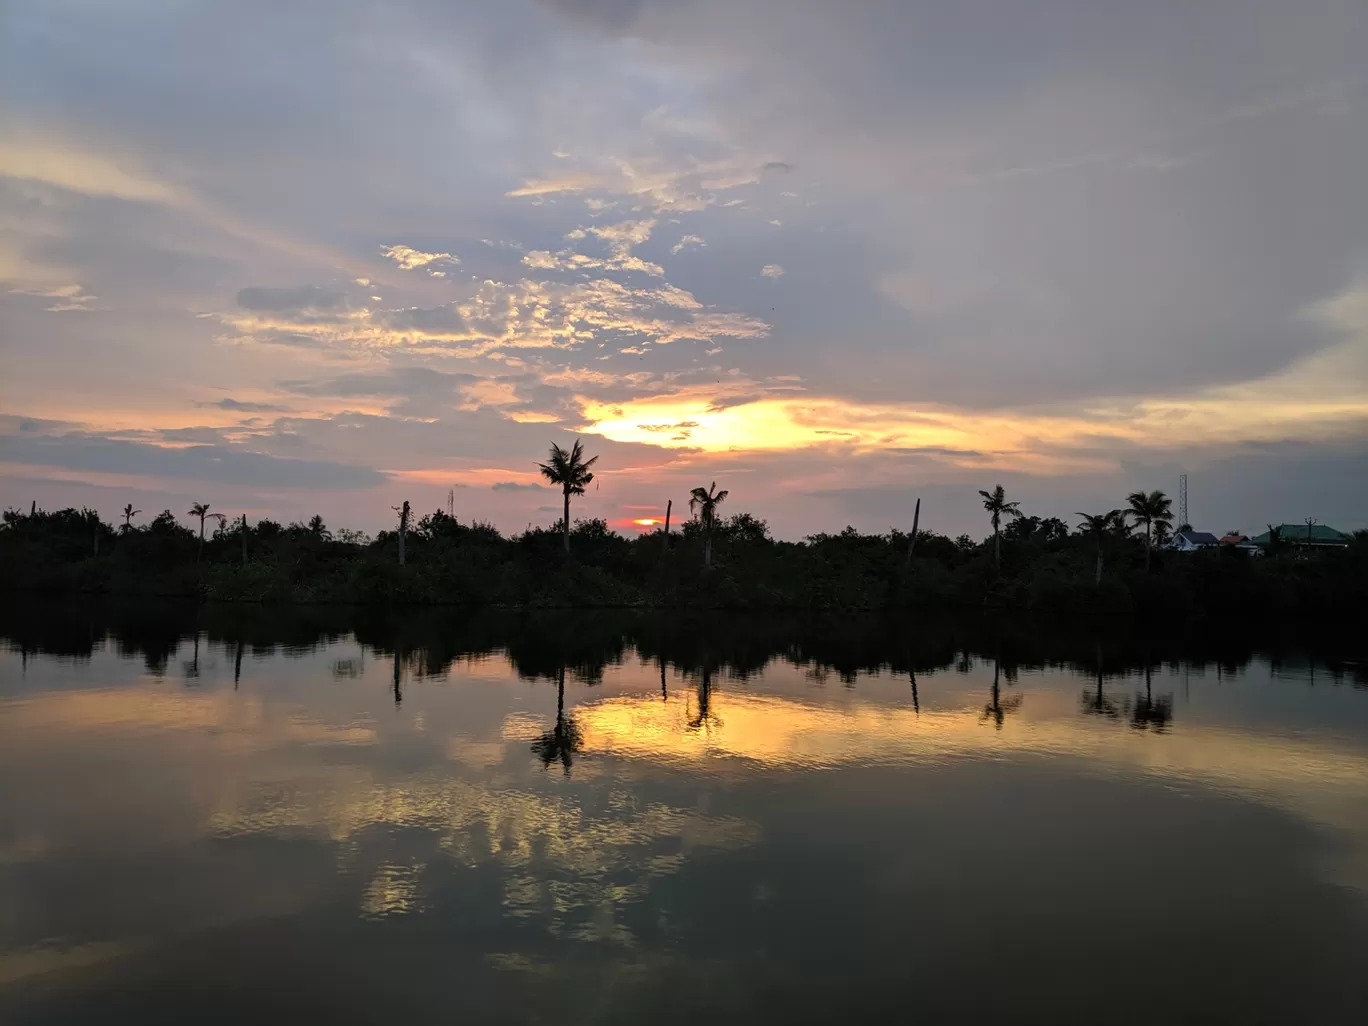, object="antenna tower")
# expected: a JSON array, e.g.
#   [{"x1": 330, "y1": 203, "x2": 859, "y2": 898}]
[{"x1": 1178, "y1": 474, "x2": 1189, "y2": 529}]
